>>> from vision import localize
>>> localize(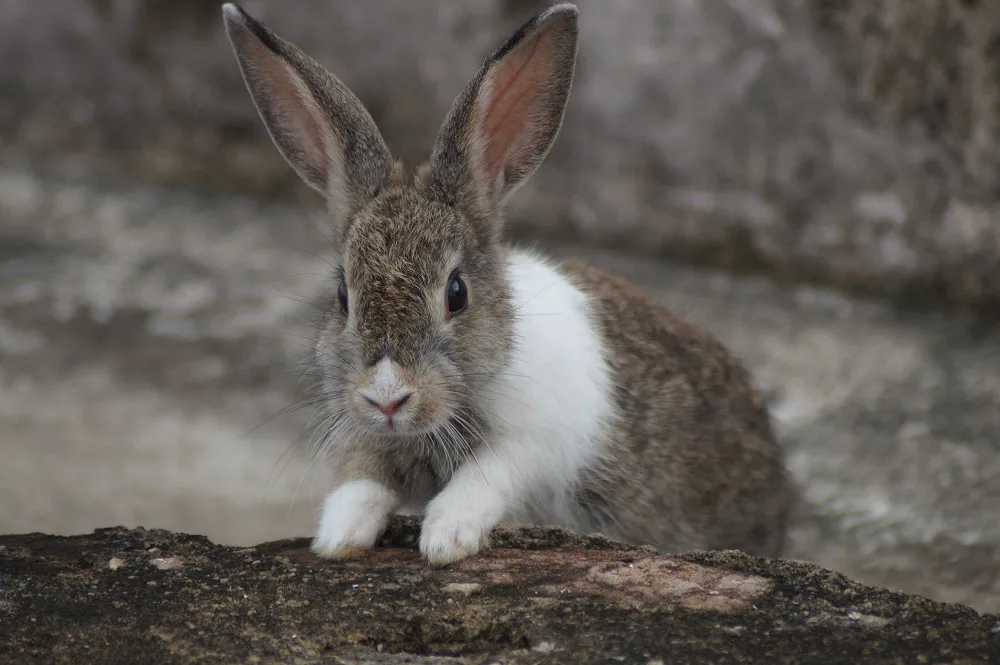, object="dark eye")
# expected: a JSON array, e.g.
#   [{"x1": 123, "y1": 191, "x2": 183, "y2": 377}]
[
  {"x1": 446, "y1": 271, "x2": 468, "y2": 316},
  {"x1": 337, "y1": 279, "x2": 349, "y2": 314}
]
